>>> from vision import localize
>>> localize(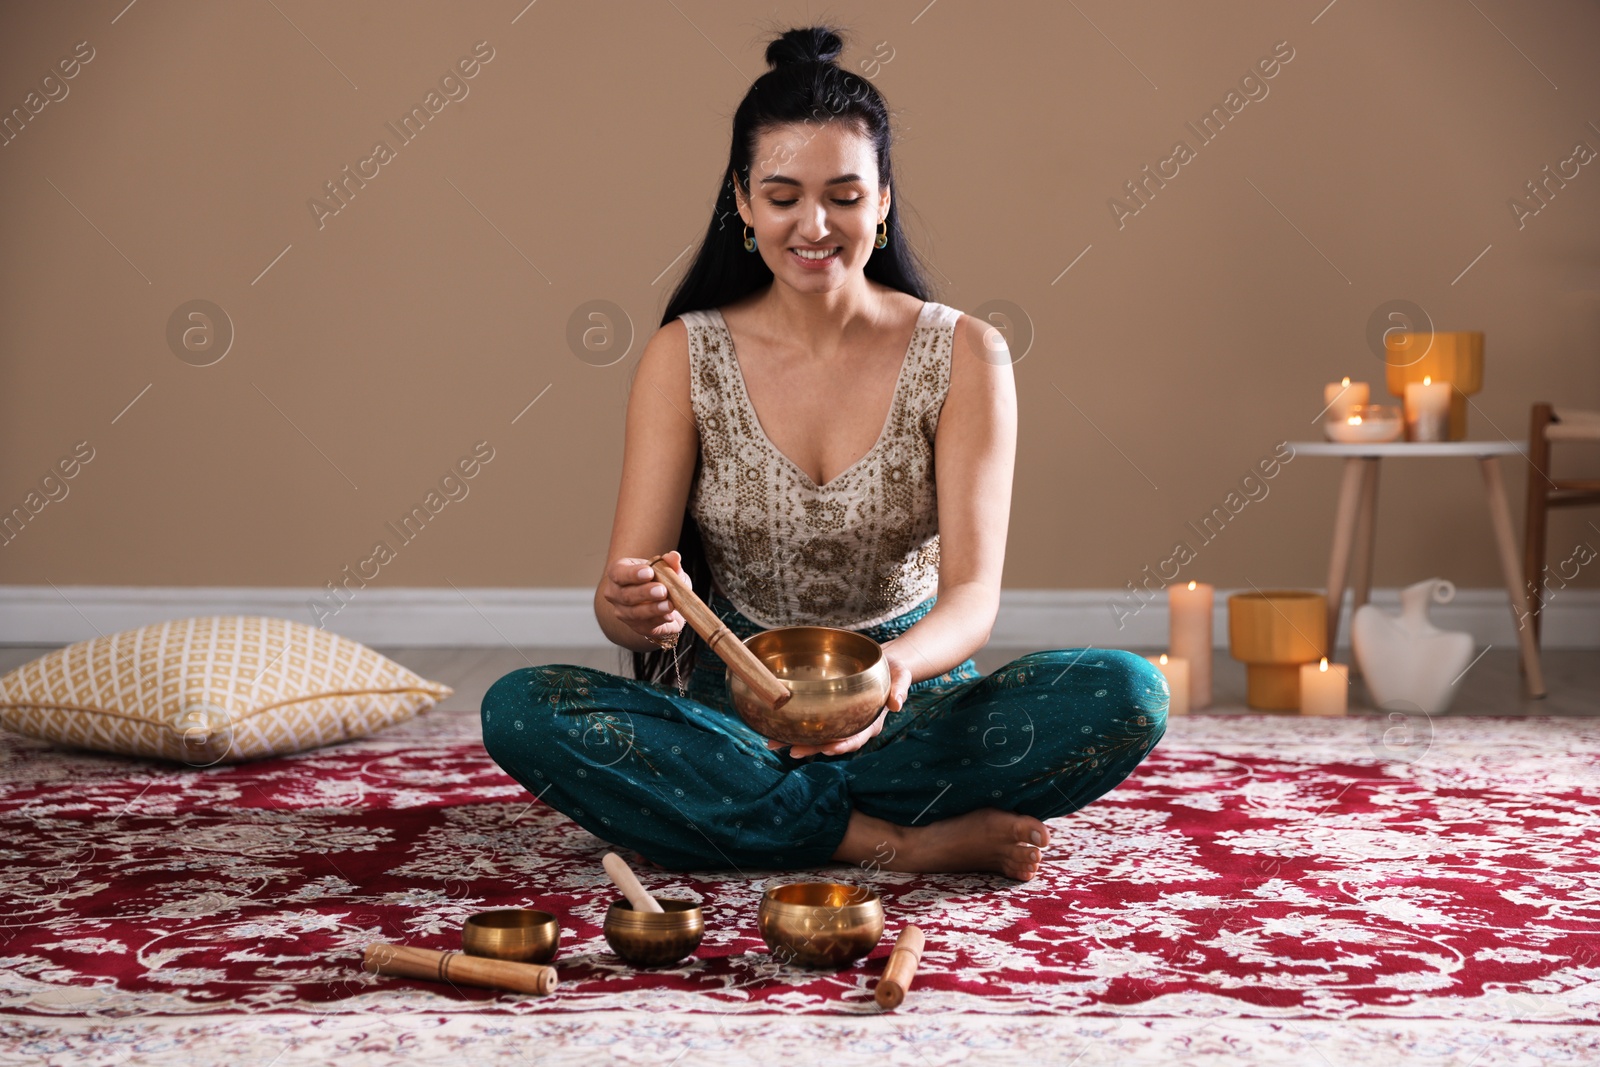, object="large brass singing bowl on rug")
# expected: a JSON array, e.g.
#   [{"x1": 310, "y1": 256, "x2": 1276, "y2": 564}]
[
  {"x1": 727, "y1": 626, "x2": 892, "y2": 746},
  {"x1": 758, "y1": 881, "x2": 885, "y2": 969}
]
